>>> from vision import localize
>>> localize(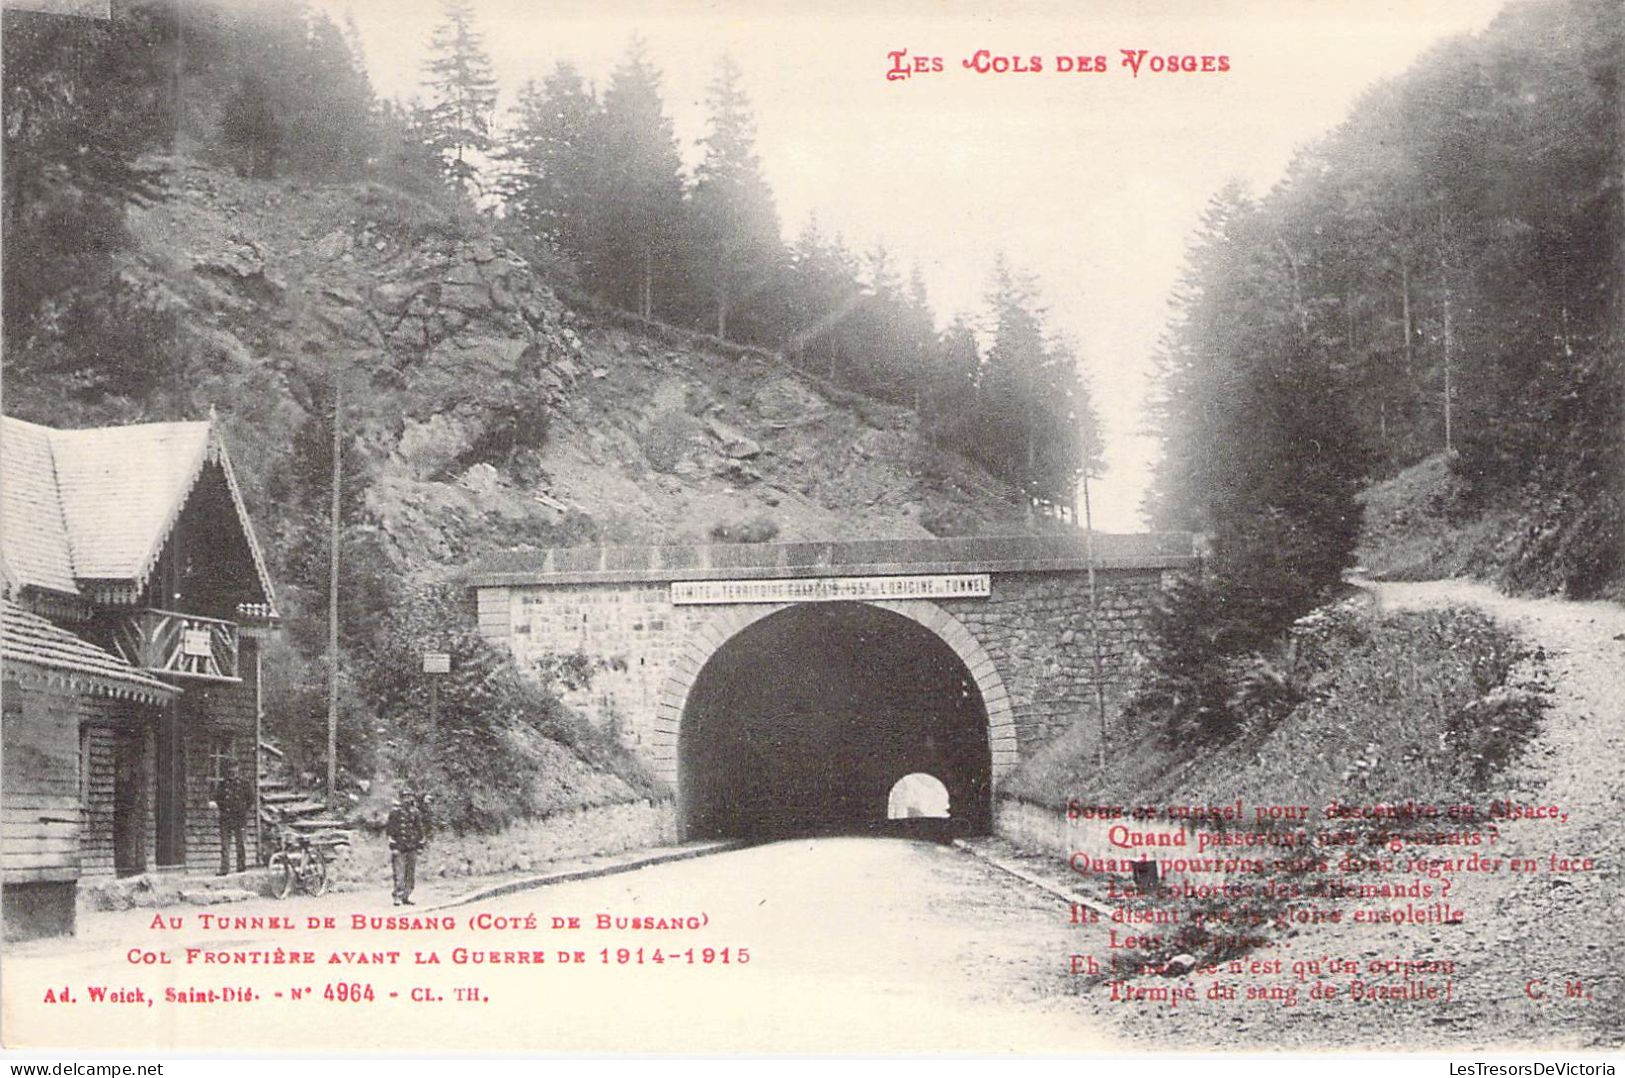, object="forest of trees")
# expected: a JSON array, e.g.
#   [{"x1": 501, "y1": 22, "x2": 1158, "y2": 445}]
[
  {"x1": 6, "y1": 0, "x2": 1615, "y2": 779},
  {"x1": 1137, "y1": 0, "x2": 1620, "y2": 741},
  {"x1": 0, "y1": 0, "x2": 1107, "y2": 816},
  {"x1": 487, "y1": 26, "x2": 1101, "y2": 513},
  {"x1": 2, "y1": 0, "x2": 1099, "y2": 517}
]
